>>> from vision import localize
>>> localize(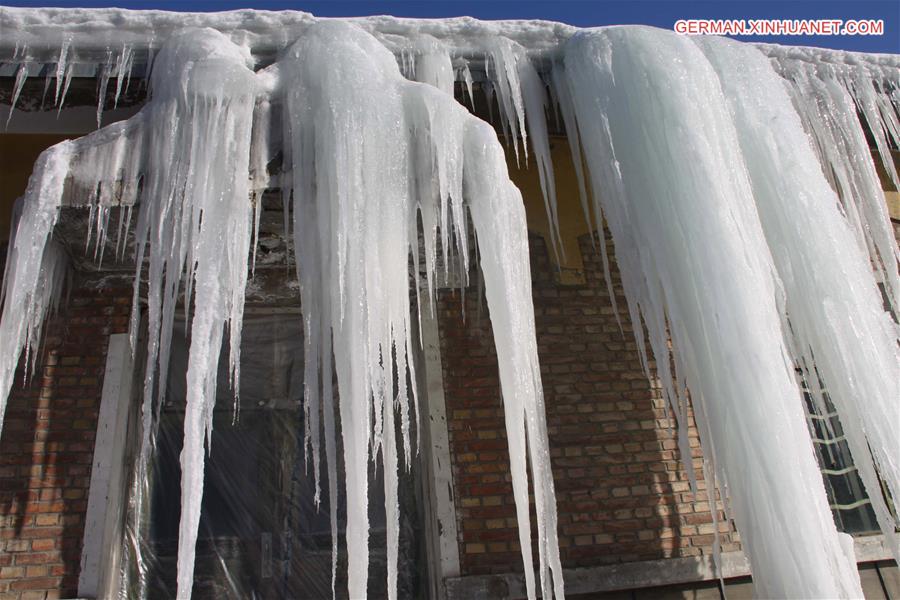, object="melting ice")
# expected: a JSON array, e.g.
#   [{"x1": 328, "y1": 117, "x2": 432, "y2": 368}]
[{"x1": 0, "y1": 7, "x2": 898, "y2": 600}]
